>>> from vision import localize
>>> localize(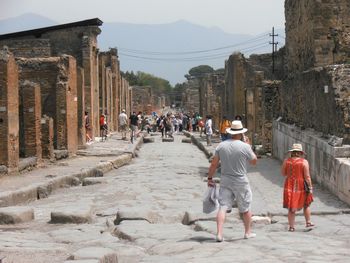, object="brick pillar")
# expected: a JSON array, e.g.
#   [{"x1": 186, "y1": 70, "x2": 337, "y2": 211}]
[
  {"x1": 0, "y1": 48, "x2": 19, "y2": 173},
  {"x1": 56, "y1": 56, "x2": 78, "y2": 154},
  {"x1": 19, "y1": 81, "x2": 42, "y2": 161},
  {"x1": 77, "y1": 66, "x2": 85, "y2": 146},
  {"x1": 41, "y1": 115, "x2": 54, "y2": 160}
]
